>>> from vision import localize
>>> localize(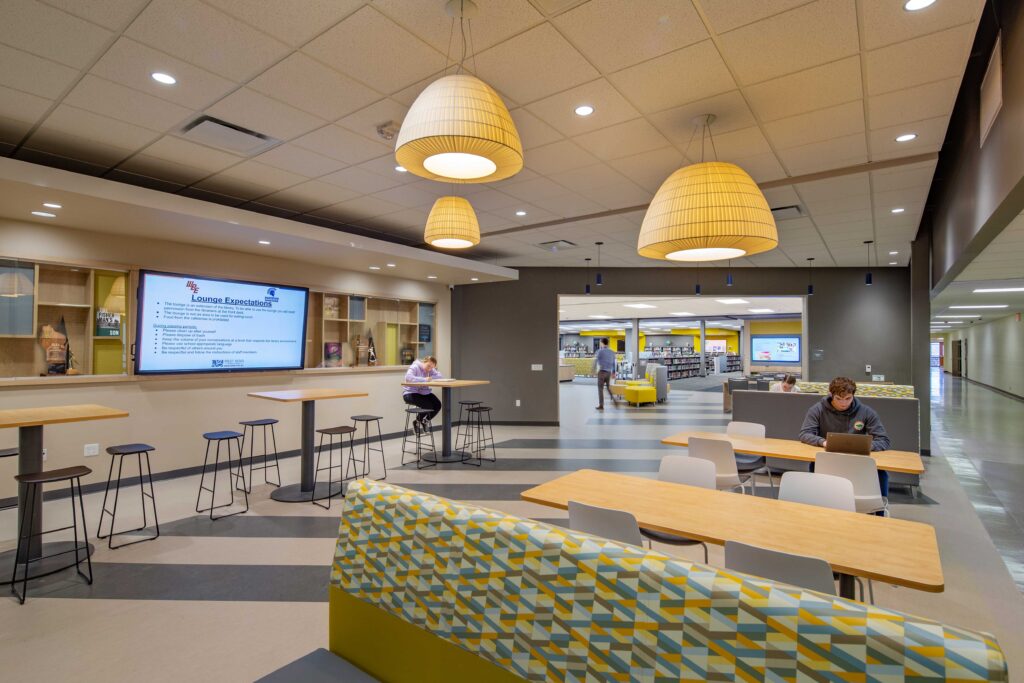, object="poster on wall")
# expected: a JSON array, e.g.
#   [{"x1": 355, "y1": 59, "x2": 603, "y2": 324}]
[
  {"x1": 751, "y1": 335, "x2": 801, "y2": 363},
  {"x1": 705, "y1": 340, "x2": 727, "y2": 353}
]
